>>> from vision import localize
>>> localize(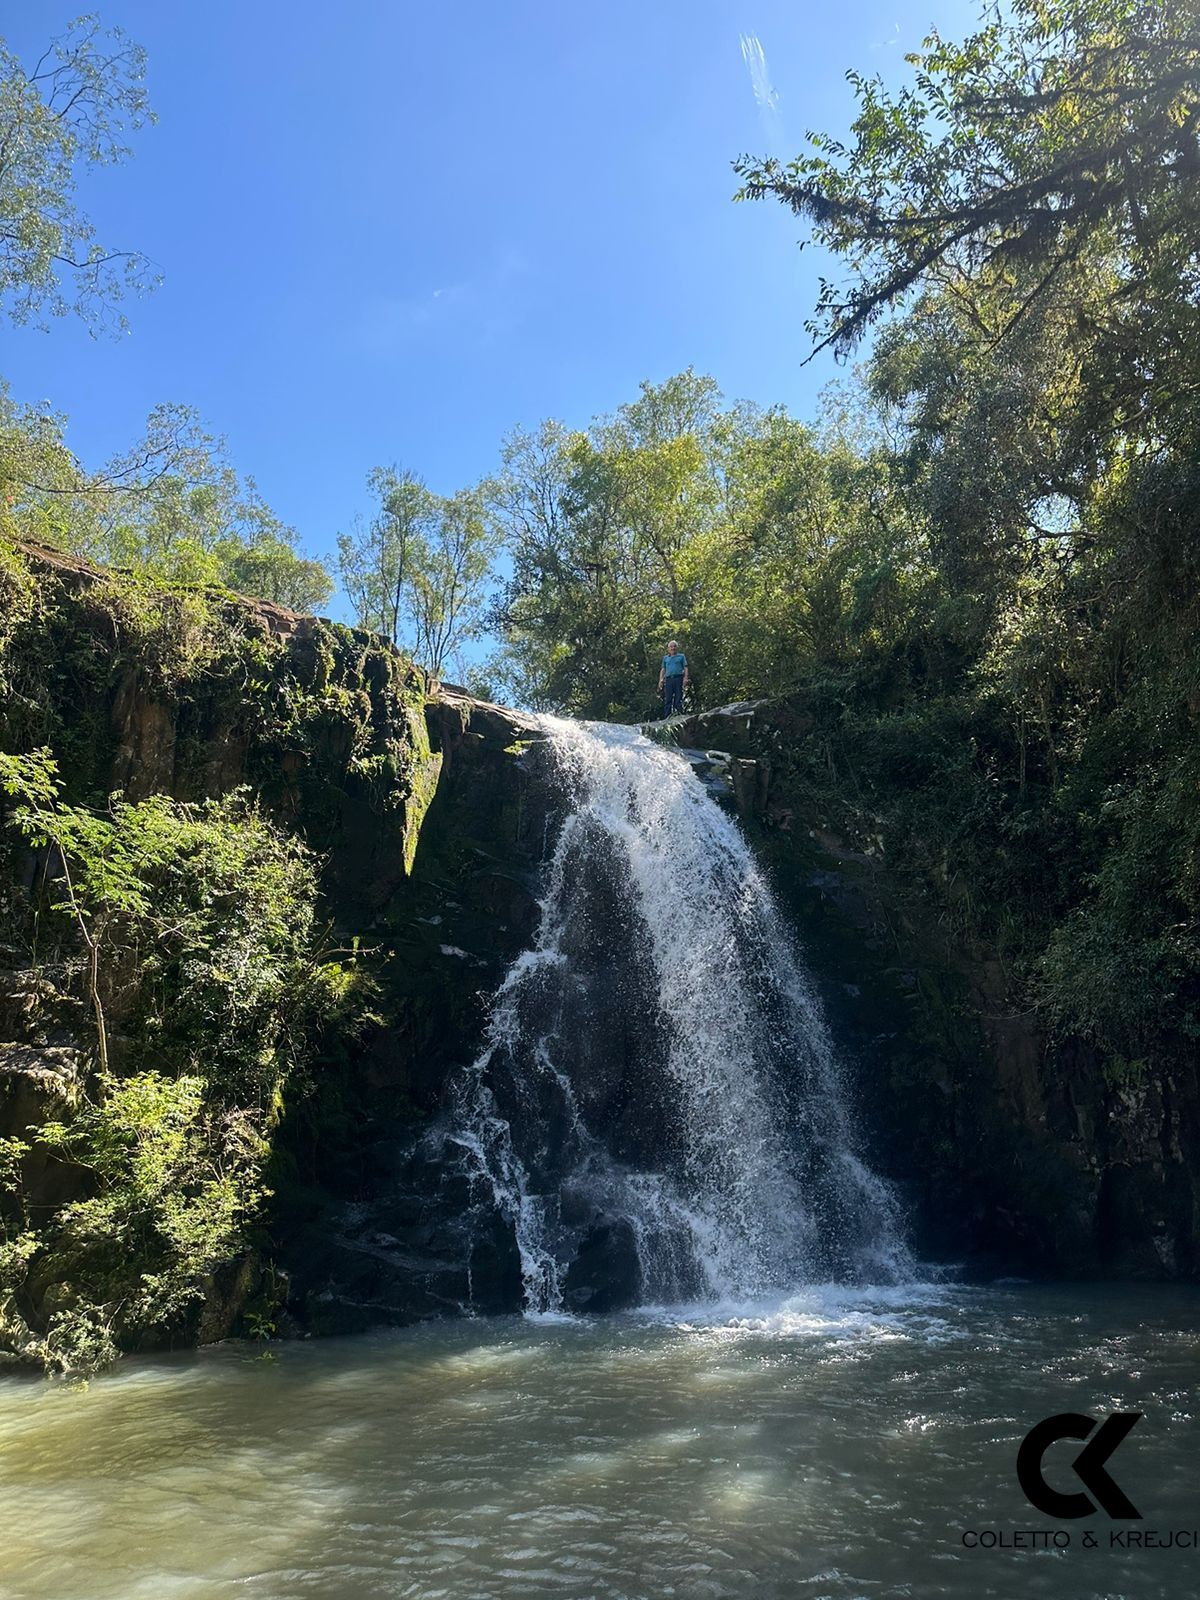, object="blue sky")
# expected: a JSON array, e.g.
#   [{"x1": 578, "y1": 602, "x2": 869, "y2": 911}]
[{"x1": 4, "y1": 0, "x2": 977, "y2": 621}]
